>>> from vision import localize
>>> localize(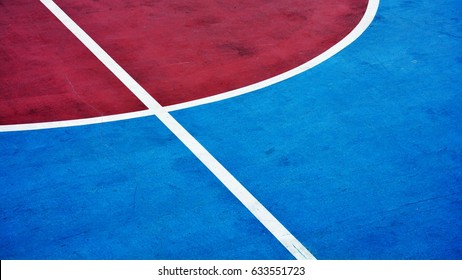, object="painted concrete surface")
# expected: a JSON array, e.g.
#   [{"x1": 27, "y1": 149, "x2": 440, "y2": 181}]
[{"x1": 1, "y1": 0, "x2": 461, "y2": 259}]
